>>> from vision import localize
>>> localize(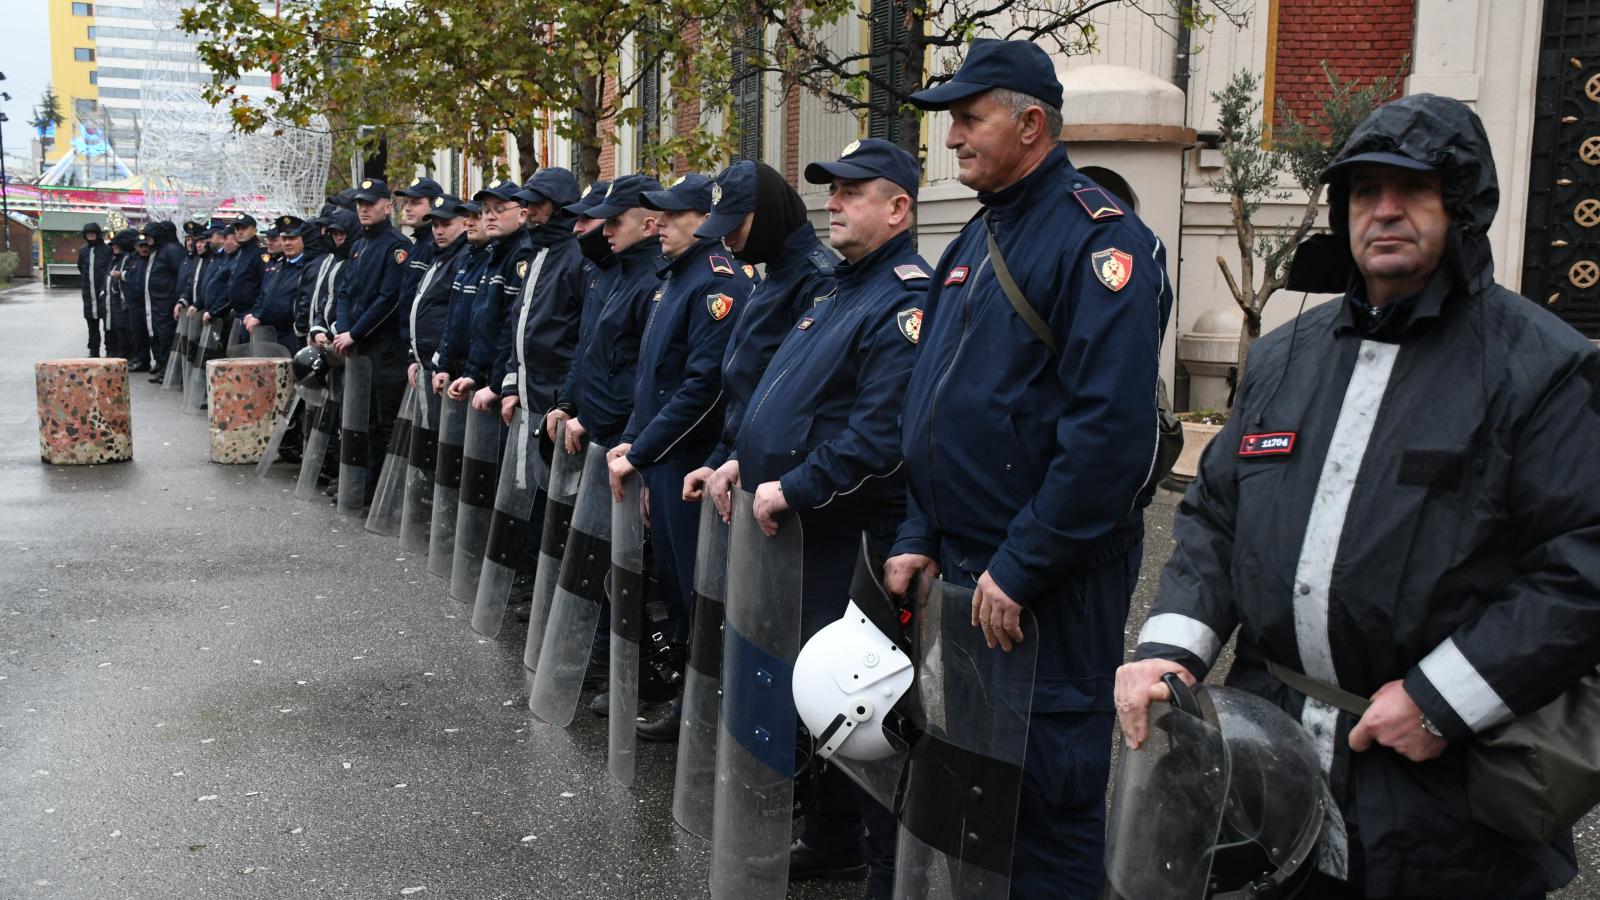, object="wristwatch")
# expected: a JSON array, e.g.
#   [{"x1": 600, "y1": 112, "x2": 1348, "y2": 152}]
[{"x1": 1419, "y1": 714, "x2": 1444, "y2": 738}]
